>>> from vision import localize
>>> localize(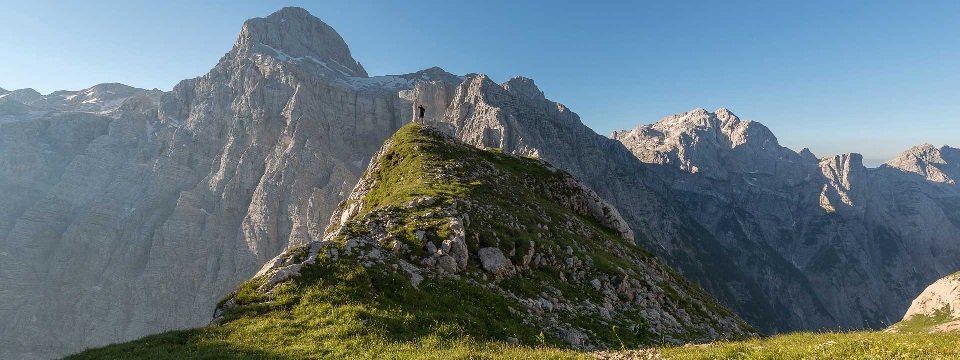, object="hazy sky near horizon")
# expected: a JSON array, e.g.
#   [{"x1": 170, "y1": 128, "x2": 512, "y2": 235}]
[{"x1": 2, "y1": 0, "x2": 958, "y2": 165}]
